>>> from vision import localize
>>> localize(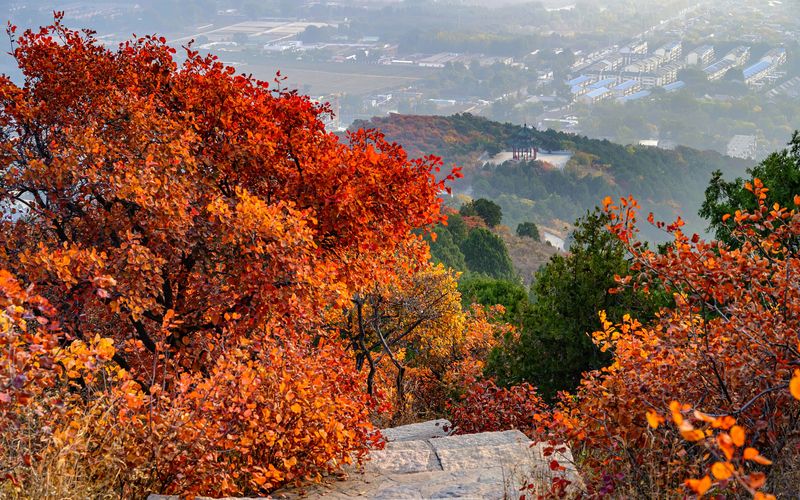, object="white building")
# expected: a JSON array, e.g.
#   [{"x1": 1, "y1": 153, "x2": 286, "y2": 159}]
[
  {"x1": 727, "y1": 135, "x2": 757, "y2": 160},
  {"x1": 654, "y1": 42, "x2": 682, "y2": 64},
  {"x1": 686, "y1": 45, "x2": 715, "y2": 66},
  {"x1": 723, "y1": 46, "x2": 751, "y2": 67}
]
